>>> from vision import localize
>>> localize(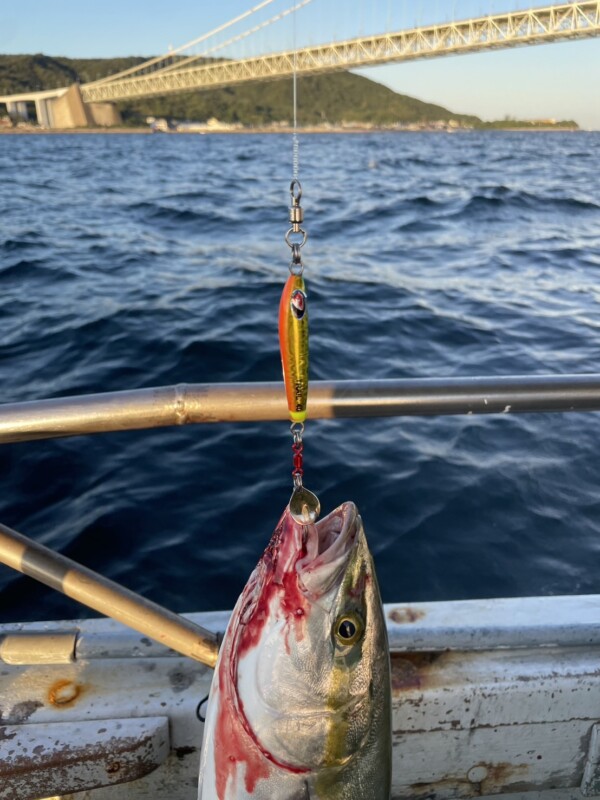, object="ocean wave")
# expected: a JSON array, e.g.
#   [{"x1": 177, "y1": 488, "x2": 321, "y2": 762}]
[
  {"x1": 0, "y1": 258, "x2": 73, "y2": 284},
  {"x1": 0, "y1": 130, "x2": 599, "y2": 621}
]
